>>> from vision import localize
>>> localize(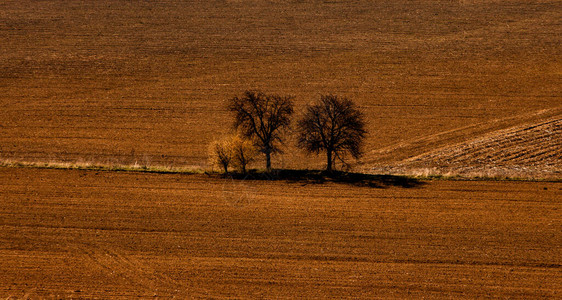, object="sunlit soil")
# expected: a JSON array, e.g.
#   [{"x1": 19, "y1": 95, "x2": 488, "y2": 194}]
[{"x1": 1, "y1": 168, "x2": 560, "y2": 298}]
